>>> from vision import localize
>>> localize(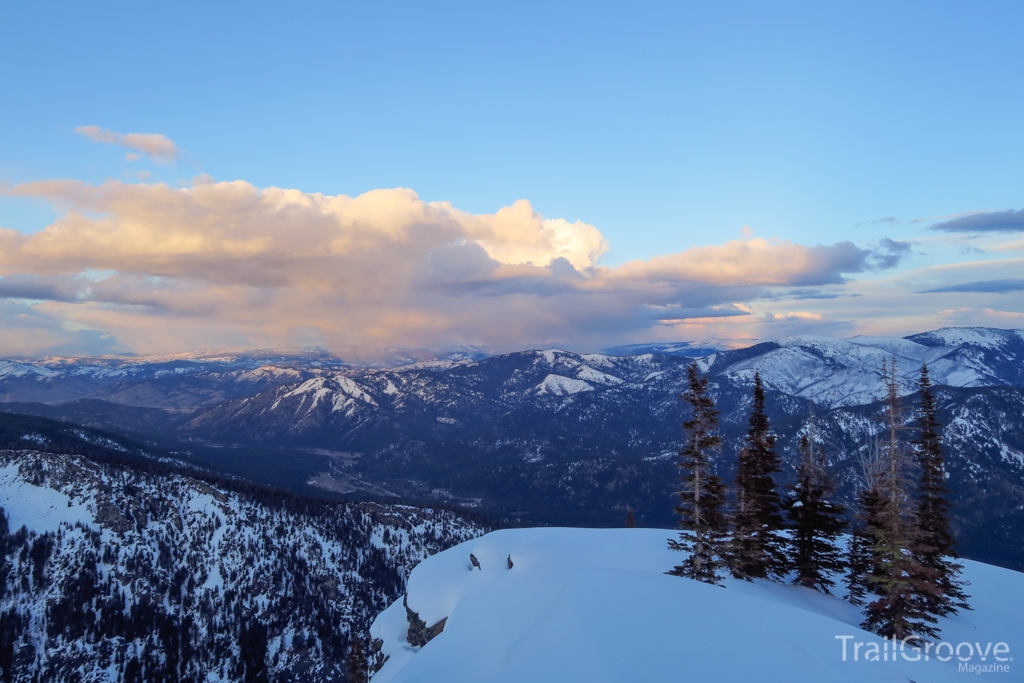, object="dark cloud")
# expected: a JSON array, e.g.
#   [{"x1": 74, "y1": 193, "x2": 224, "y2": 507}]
[
  {"x1": 931, "y1": 209, "x2": 1024, "y2": 233},
  {"x1": 917, "y1": 278, "x2": 1024, "y2": 294},
  {"x1": 0, "y1": 276, "x2": 81, "y2": 302},
  {"x1": 867, "y1": 238, "x2": 912, "y2": 269}
]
